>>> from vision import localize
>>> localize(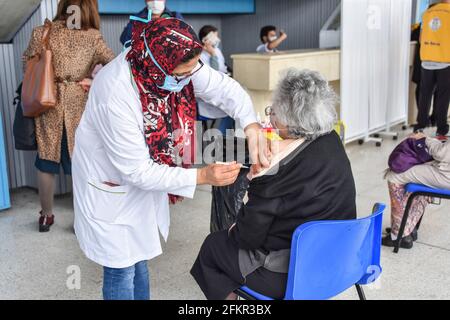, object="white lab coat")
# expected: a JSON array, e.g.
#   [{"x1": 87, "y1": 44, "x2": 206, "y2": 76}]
[
  {"x1": 73, "y1": 49, "x2": 256, "y2": 269},
  {"x1": 198, "y1": 48, "x2": 230, "y2": 119}
]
